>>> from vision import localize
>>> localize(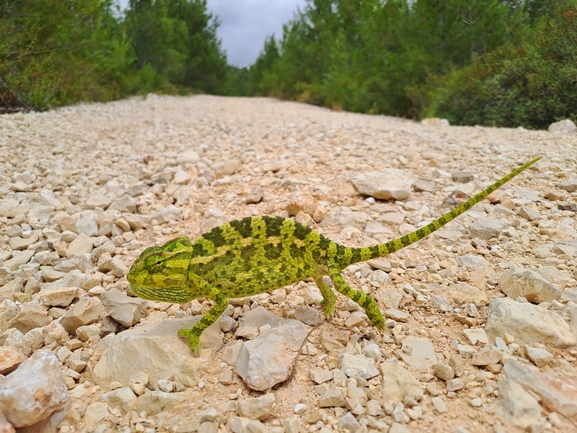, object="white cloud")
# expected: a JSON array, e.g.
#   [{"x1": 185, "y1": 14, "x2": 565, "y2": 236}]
[{"x1": 116, "y1": 0, "x2": 306, "y2": 68}]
